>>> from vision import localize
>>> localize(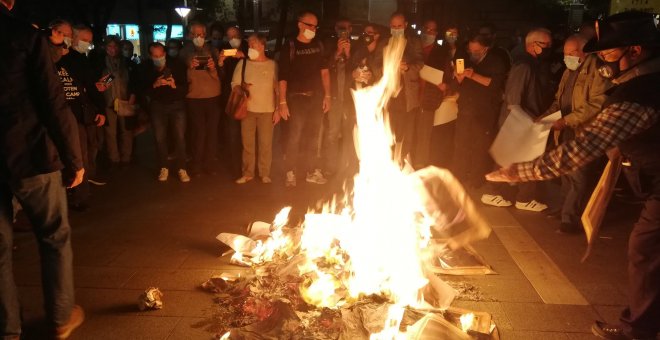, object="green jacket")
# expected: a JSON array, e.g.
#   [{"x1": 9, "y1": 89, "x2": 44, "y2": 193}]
[{"x1": 544, "y1": 54, "x2": 612, "y2": 129}]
